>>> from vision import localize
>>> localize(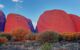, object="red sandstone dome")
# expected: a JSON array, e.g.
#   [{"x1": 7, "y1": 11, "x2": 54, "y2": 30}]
[
  {"x1": 69, "y1": 14, "x2": 80, "y2": 32},
  {"x1": 4, "y1": 13, "x2": 33, "y2": 33},
  {"x1": 36, "y1": 10, "x2": 76, "y2": 33}
]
